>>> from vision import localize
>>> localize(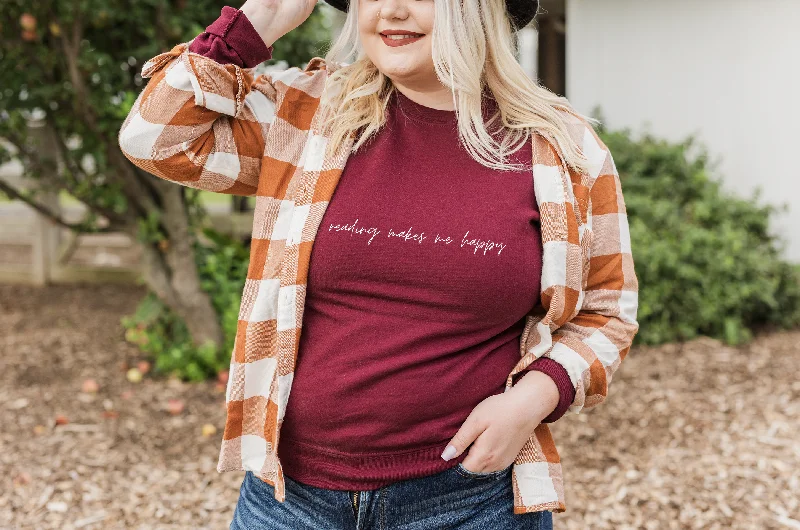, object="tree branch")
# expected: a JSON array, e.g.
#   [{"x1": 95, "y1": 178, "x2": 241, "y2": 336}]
[
  {"x1": 5, "y1": 125, "x2": 133, "y2": 232},
  {"x1": 59, "y1": 3, "x2": 96, "y2": 130},
  {"x1": 44, "y1": 117, "x2": 138, "y2": 228},
  {"x1": 53, "y1": 6, "x2": 165, "y2": 222},
  {"x1": 105, "y1": 145, "x2": 166, "y2": 215},
  {"x1": 0, "y1": 180, "x2": 115, "y2": 234}
]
